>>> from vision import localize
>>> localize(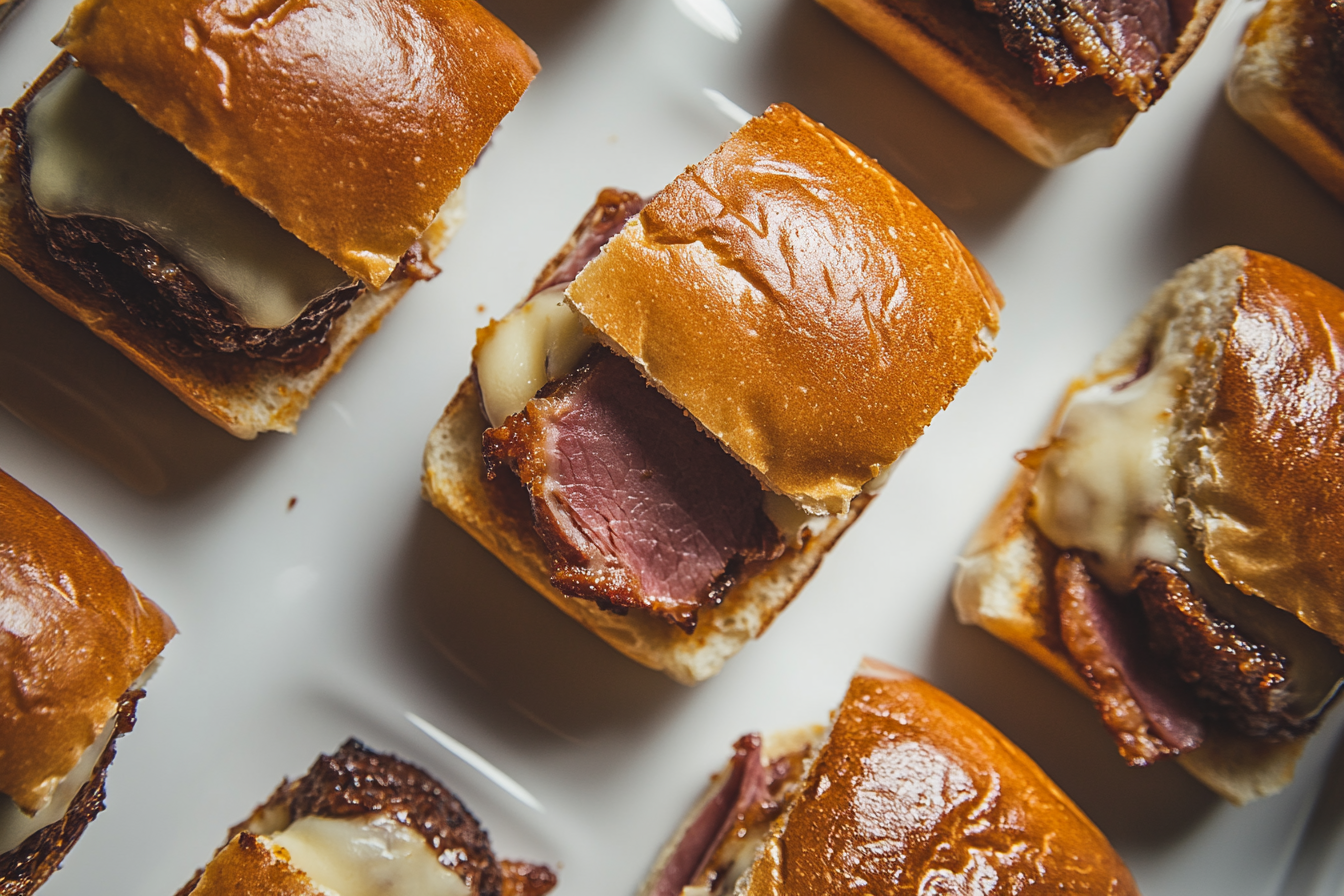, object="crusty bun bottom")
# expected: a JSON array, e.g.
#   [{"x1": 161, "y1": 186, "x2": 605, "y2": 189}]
[
  {"x1": 812, "y1": 0, "x2": 1222, "y2": 167},
  {"x1": 422, "y1": 376, "x2": 869, "y2": 686},
  {"x1": 1228, "y1": 0, "x2": 1344, "y2": 205},
  {"x1": 0, "y1": 120, "x2": 464, "y2": 438}
]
